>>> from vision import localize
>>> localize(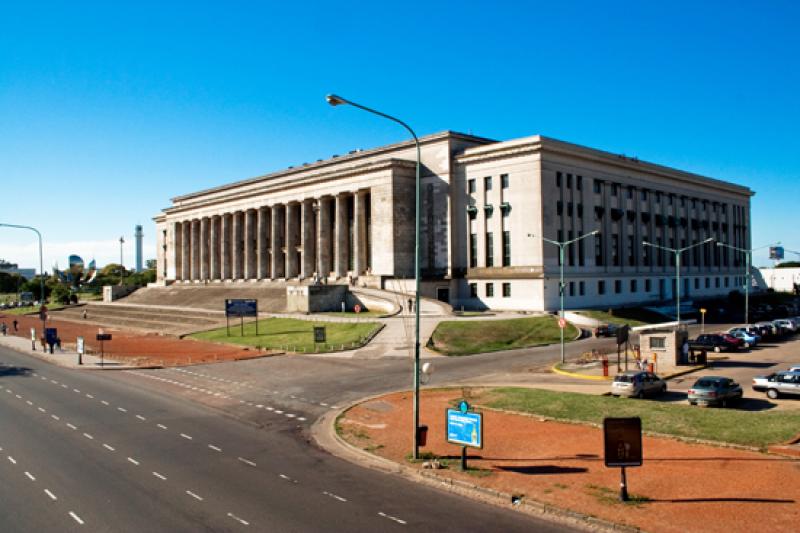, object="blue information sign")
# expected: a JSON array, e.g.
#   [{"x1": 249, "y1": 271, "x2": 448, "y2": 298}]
[
  {"x1": 446, "y1": 408, "x2": 483, "y2": 449},
  {"x1": 225, "y1": 299, "x2": 258, "y2": 317}
]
